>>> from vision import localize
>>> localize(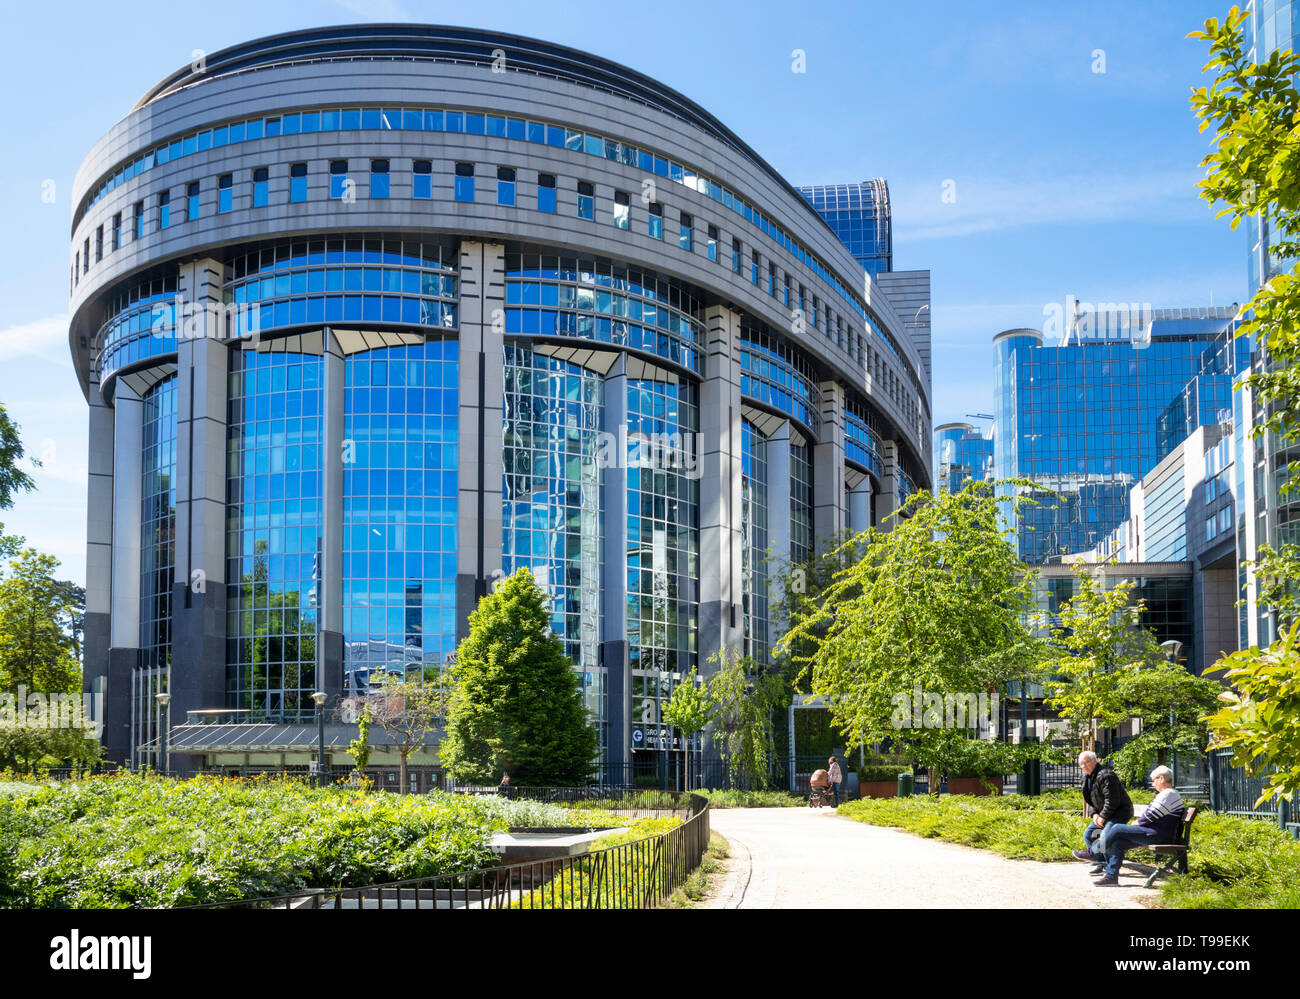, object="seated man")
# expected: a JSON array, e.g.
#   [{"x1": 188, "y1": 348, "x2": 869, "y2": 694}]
[
  {"x1": 1093, "y1": 765, "x2": 1185, "y2": 887},
  {"x1": 1071, "y1": 750, "x2": 1134, "y2": 867}
]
